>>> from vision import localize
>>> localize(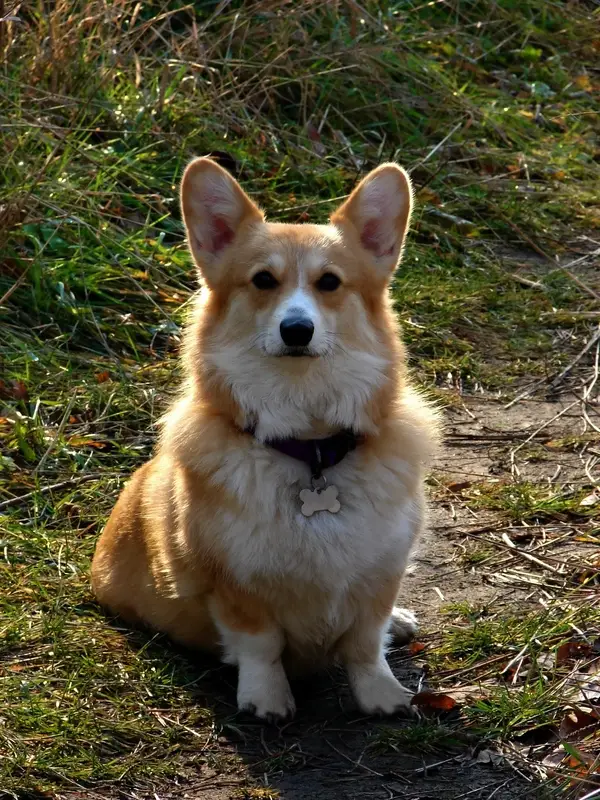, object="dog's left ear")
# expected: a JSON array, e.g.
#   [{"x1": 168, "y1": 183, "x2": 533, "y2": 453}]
[
  {"x1": 330, "y1": 163, "x2": 413, "y2": 277},
  {"x1": 181, "y1": 157, "x2": 264, "y2": 285}
]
